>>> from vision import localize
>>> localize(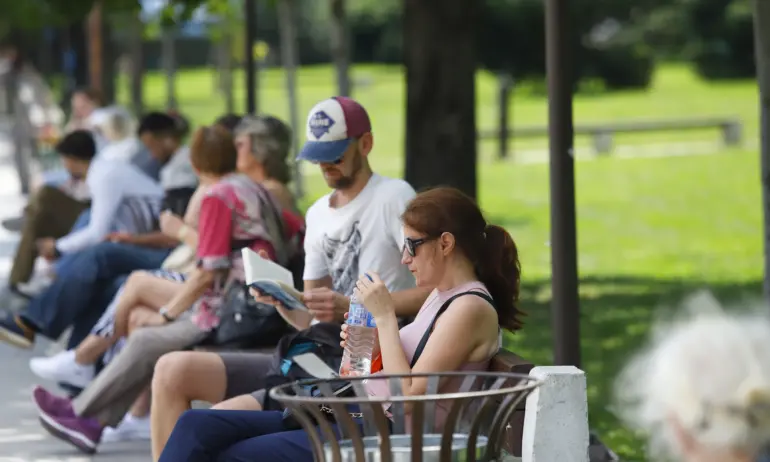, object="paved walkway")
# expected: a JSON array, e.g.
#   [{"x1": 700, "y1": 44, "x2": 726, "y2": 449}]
[{"x1": 0, "y1": 136, "x2": 149, "y2": 461}]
